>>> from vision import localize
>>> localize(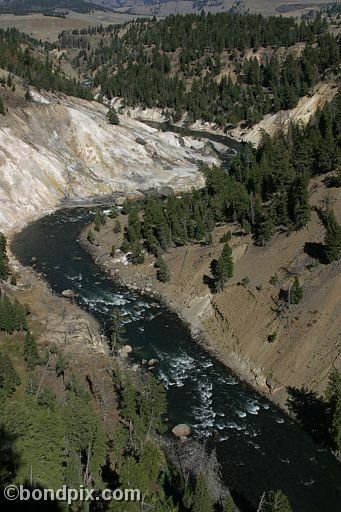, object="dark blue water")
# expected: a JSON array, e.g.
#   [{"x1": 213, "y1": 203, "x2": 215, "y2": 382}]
[{"x1": 12, "y1": 209, "x2": 341, "y2": 511}]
